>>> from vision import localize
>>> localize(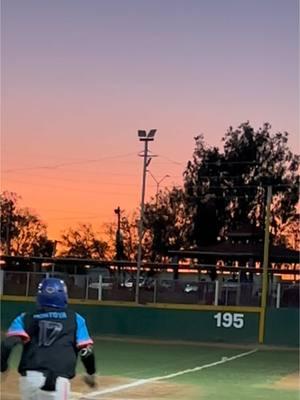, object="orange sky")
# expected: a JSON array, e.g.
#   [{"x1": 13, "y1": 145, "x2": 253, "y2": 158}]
[{"x1": 2, "y1": 0, "x2": 299, "y2": 240}]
